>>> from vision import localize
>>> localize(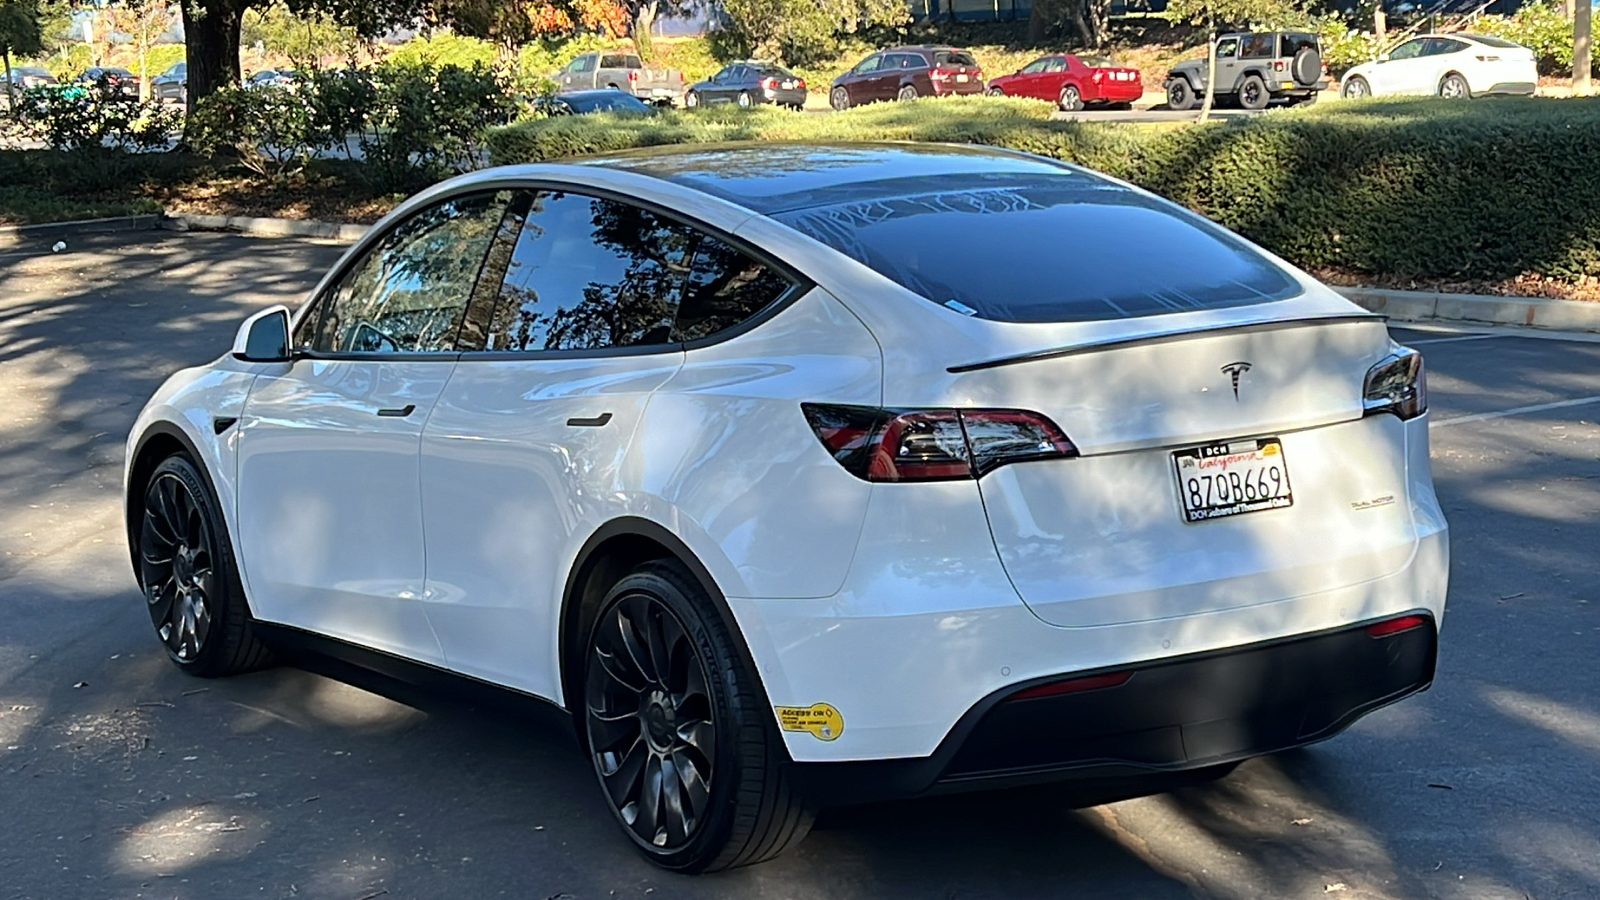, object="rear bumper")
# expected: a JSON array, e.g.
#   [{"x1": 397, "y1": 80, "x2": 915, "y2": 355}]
[
  {"x1": 1093, "y1": 83, "x2": 1144, "y2": 103},
  {"x1": 932, "y1": 80, "x2": 985, "y2": 96},
  {"x1": 795, "y1": 614, "x2": 1436, "y2": 802}
]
